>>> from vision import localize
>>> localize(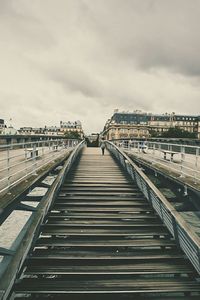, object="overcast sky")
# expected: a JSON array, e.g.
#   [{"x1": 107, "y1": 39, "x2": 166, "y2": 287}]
[{"x1": 1, "y1": 0, "x2": 200, "y2": 133}]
